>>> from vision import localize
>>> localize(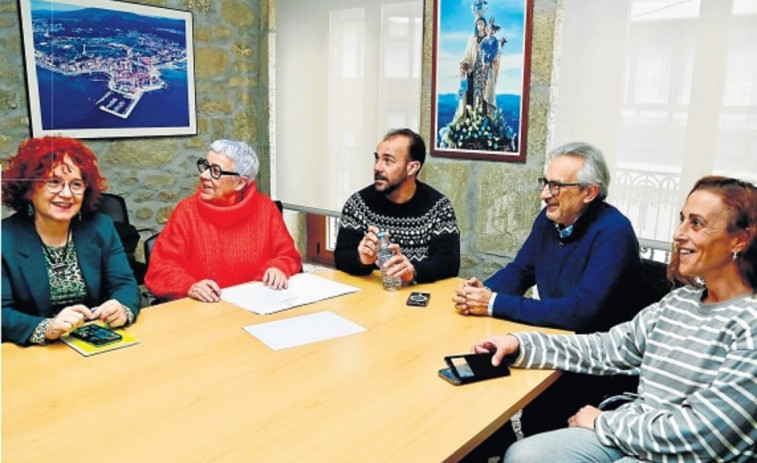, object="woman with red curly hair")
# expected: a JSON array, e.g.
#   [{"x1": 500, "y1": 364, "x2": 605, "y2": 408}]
[{"x1": 2, "y1": 136, "x2": 140, "y2": 346}]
